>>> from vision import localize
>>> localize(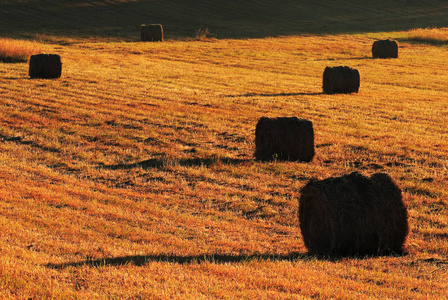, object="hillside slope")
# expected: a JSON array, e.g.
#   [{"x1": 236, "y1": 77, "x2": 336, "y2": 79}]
[{"x1": 1, "y1": 0, "x2": 448, "y2": 40}]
